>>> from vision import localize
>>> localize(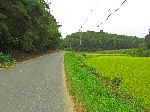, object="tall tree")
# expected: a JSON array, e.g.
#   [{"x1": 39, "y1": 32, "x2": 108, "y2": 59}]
[{"x1": 0, "y1": 0, "x2": 61, "y2": 53}]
